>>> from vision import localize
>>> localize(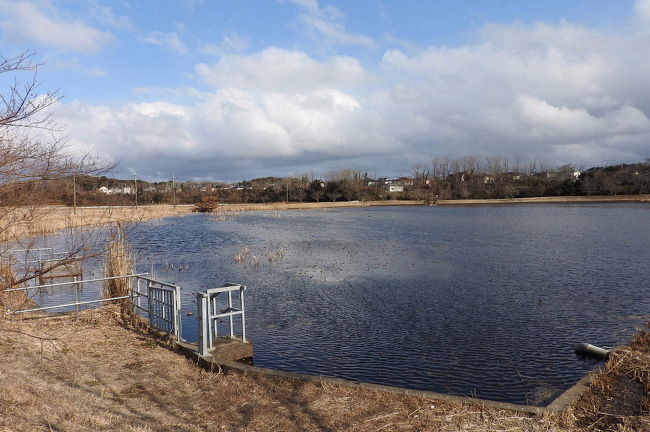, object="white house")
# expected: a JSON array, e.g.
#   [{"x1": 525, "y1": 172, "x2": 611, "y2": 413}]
[
  {"x1": 99, "y1": 186, "x2": 133, "y2": 194},
  {"x1": 384, "y1": 185, "x2": 404, "y2": 193}
]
